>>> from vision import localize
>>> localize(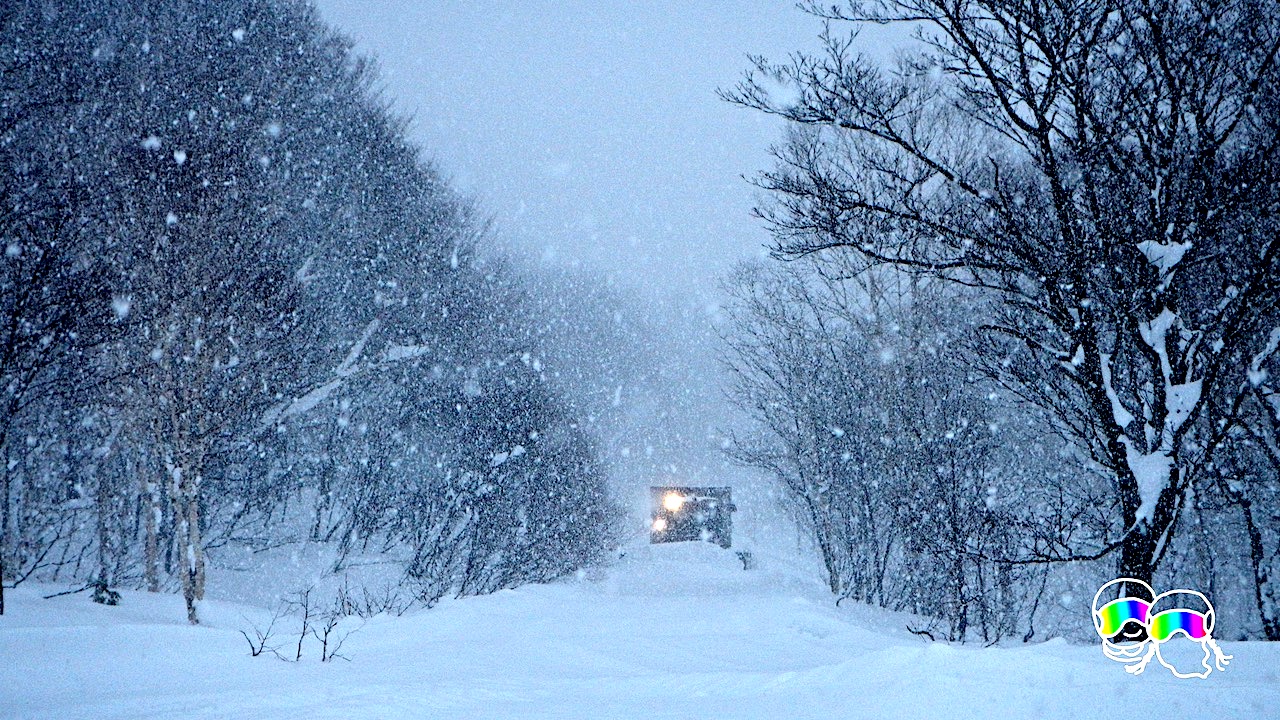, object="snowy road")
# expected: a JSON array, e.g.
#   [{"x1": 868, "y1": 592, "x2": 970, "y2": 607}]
[{"x1": 2, "y1": 544, "x2": 1277, "y2": 719}]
